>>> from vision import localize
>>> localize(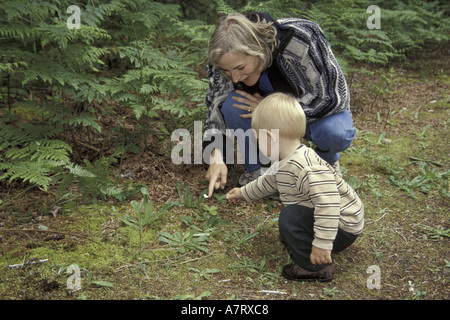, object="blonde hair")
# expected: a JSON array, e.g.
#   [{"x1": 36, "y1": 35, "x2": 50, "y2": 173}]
[
  {"x1": 208, "y1": 13, "x2": 278, "y2": 72},
  {"x1": 252, "y1": 93, "x2": 306, "y2": 140}
]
